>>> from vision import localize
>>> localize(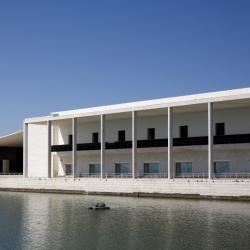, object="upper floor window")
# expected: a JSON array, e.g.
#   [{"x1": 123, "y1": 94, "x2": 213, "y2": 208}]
[
  {"x1": 180, "y1": 126, "x2": 188, "y2": 138},
  {"x1": 147, "y1": 128, "x2": 155, "y2": 140},
  {"x1": 89, "y1": 164, "x2": 101, "y2": 175},
  {"x1": 118, "y1": 130, "x2": 126, "y2": 142},
  {"x1": 92, "y1": 132, "x2": 99, "y2": 143},
  {"x1": 65, "y1": 164, "x2": 72, "y2": 176},
  {"x1": 216, "y1": 123, "x2": 225, "y2": 136},
  {"x1": 68, "y1": 134, "x2": 73, "y2": 145}
]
